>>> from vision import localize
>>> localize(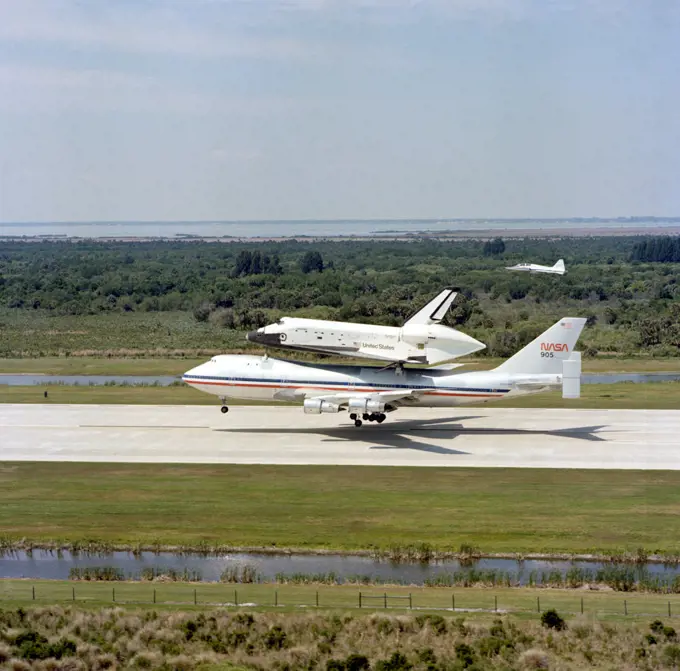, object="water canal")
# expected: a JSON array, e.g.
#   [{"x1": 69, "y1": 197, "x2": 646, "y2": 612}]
[
  {"x1": 2, "y1": 550, "x2": 680, "y2": 588},
  {"x1": 1, "y1": 373, "x2": 679, "y2": 387}
]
